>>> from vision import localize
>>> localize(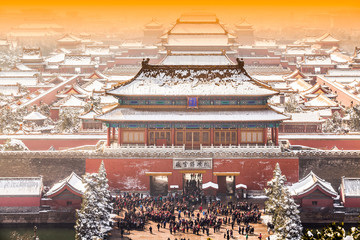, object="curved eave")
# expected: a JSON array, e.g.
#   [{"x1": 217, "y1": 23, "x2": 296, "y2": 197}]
[
  {"x1": 293, "y1": 183, "x2": 338, "y2": 199},
  {"x1": 45, "y1": 184, "x2": 83, "y2": 198},
  {"x1": 106, "y1": 92, "x2": 278, "y2": 98}
]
